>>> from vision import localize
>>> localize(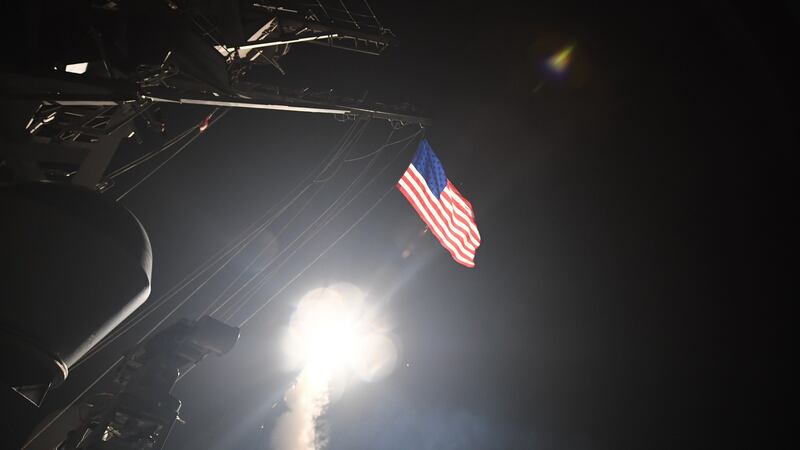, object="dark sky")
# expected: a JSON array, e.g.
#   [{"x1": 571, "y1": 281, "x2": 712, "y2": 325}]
[{"x1": 16, "y1": 2, "x2": 795, "y2": 449}]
